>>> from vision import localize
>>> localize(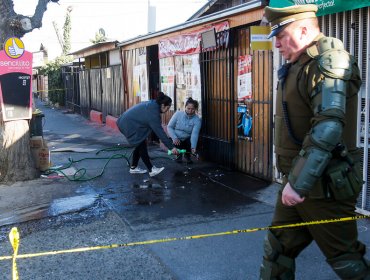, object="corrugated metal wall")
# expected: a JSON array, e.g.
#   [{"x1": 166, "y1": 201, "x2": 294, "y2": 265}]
[
  {"x1": 101, "y1": 66, "x2": 124, "y2": 118},
  {"x1": 318, "y1": 7, "x2": 370, "y2": 212},
  {"x1": 318, "y1": 8, "x2": 369, "y2": 212},
  {"x1": 78, "y1": 65, "x2": 124, "y2": 121},
  {"x1": 90, "y1": 69, "x2": 102, "y2": 112},
  {"x1": 200, "y1": 27, "x2": 273, "y2": 180},
  {"x1": 79, "y1": 70, "x2": 90, "y2": 118},
  {"x1": 62, "y1": 66, "x2": 81, "y2": 113}
]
